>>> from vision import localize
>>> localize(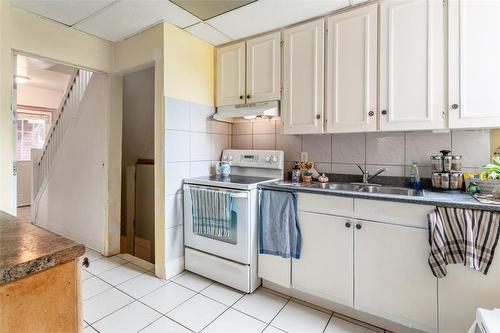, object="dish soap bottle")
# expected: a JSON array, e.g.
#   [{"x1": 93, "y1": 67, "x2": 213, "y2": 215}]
[
  {"x1": 291, "y1": 162, "x2": 301, "y2": 183},
  {"x1": 410, "y1": 162, "x2": 422, "y2": 190}
]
